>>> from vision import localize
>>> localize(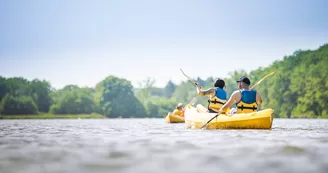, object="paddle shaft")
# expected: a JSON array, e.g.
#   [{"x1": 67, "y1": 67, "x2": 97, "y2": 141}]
[
  {"x1": 250, "y1": 72, "x2": 275, "y2": 89},
  {"x1": 188, "y1": 97, "x2": 197, "y2": 106},
  {"x1": 200, "y1": 113, "x2": 221, "y2": 129}
]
